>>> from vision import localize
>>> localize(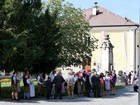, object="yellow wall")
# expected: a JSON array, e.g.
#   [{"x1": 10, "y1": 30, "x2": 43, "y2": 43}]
[{"x1": 90, "y1": 29, "x2": 136, "y2": 73}]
